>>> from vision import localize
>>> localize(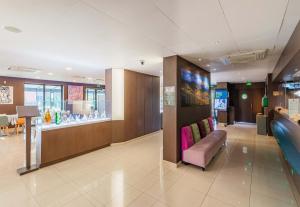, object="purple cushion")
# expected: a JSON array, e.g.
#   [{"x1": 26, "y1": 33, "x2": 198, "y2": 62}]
[
  {"x1": 197, "y1": 121, "x2": 207, "y2": 138},
  {"x1": 181, "y1": 126, "x2": 194, "y2": 151},
  {"x1": 207, "y1": 117, "x2": 214, "y2": 131}
]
